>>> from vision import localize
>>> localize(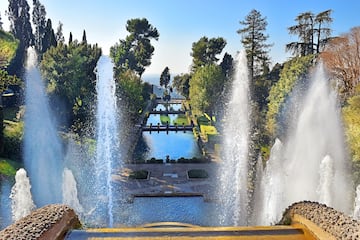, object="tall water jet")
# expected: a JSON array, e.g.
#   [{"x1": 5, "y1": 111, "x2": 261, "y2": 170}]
[
  {"x1": 255, "y1": 139, "x2": 284, "y2": 225},
  {"x1": 354, "y1": 185, "x2": 360, "y2": 220},
  {"x1": 317, "y1": 155, "x2": 334, "y2": 206},
  {"x1": 219, "y1": 50, "x2": 250, "y2": 226},
  {"x1": 255, "y1": 63, "x2": 353, "y2": 225},
  {"x1": 62, "y1": 168, "x2": 83, "y2": 214},
  {"x1": 24, "y1": 47, "x2": 63, "y2": 206},
  {"x1": 10, "y1": 168, "x2": 35, "y2": 221},
  {"x1": 95, "y1": 56, "x2": 120, "y2": 227}
]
